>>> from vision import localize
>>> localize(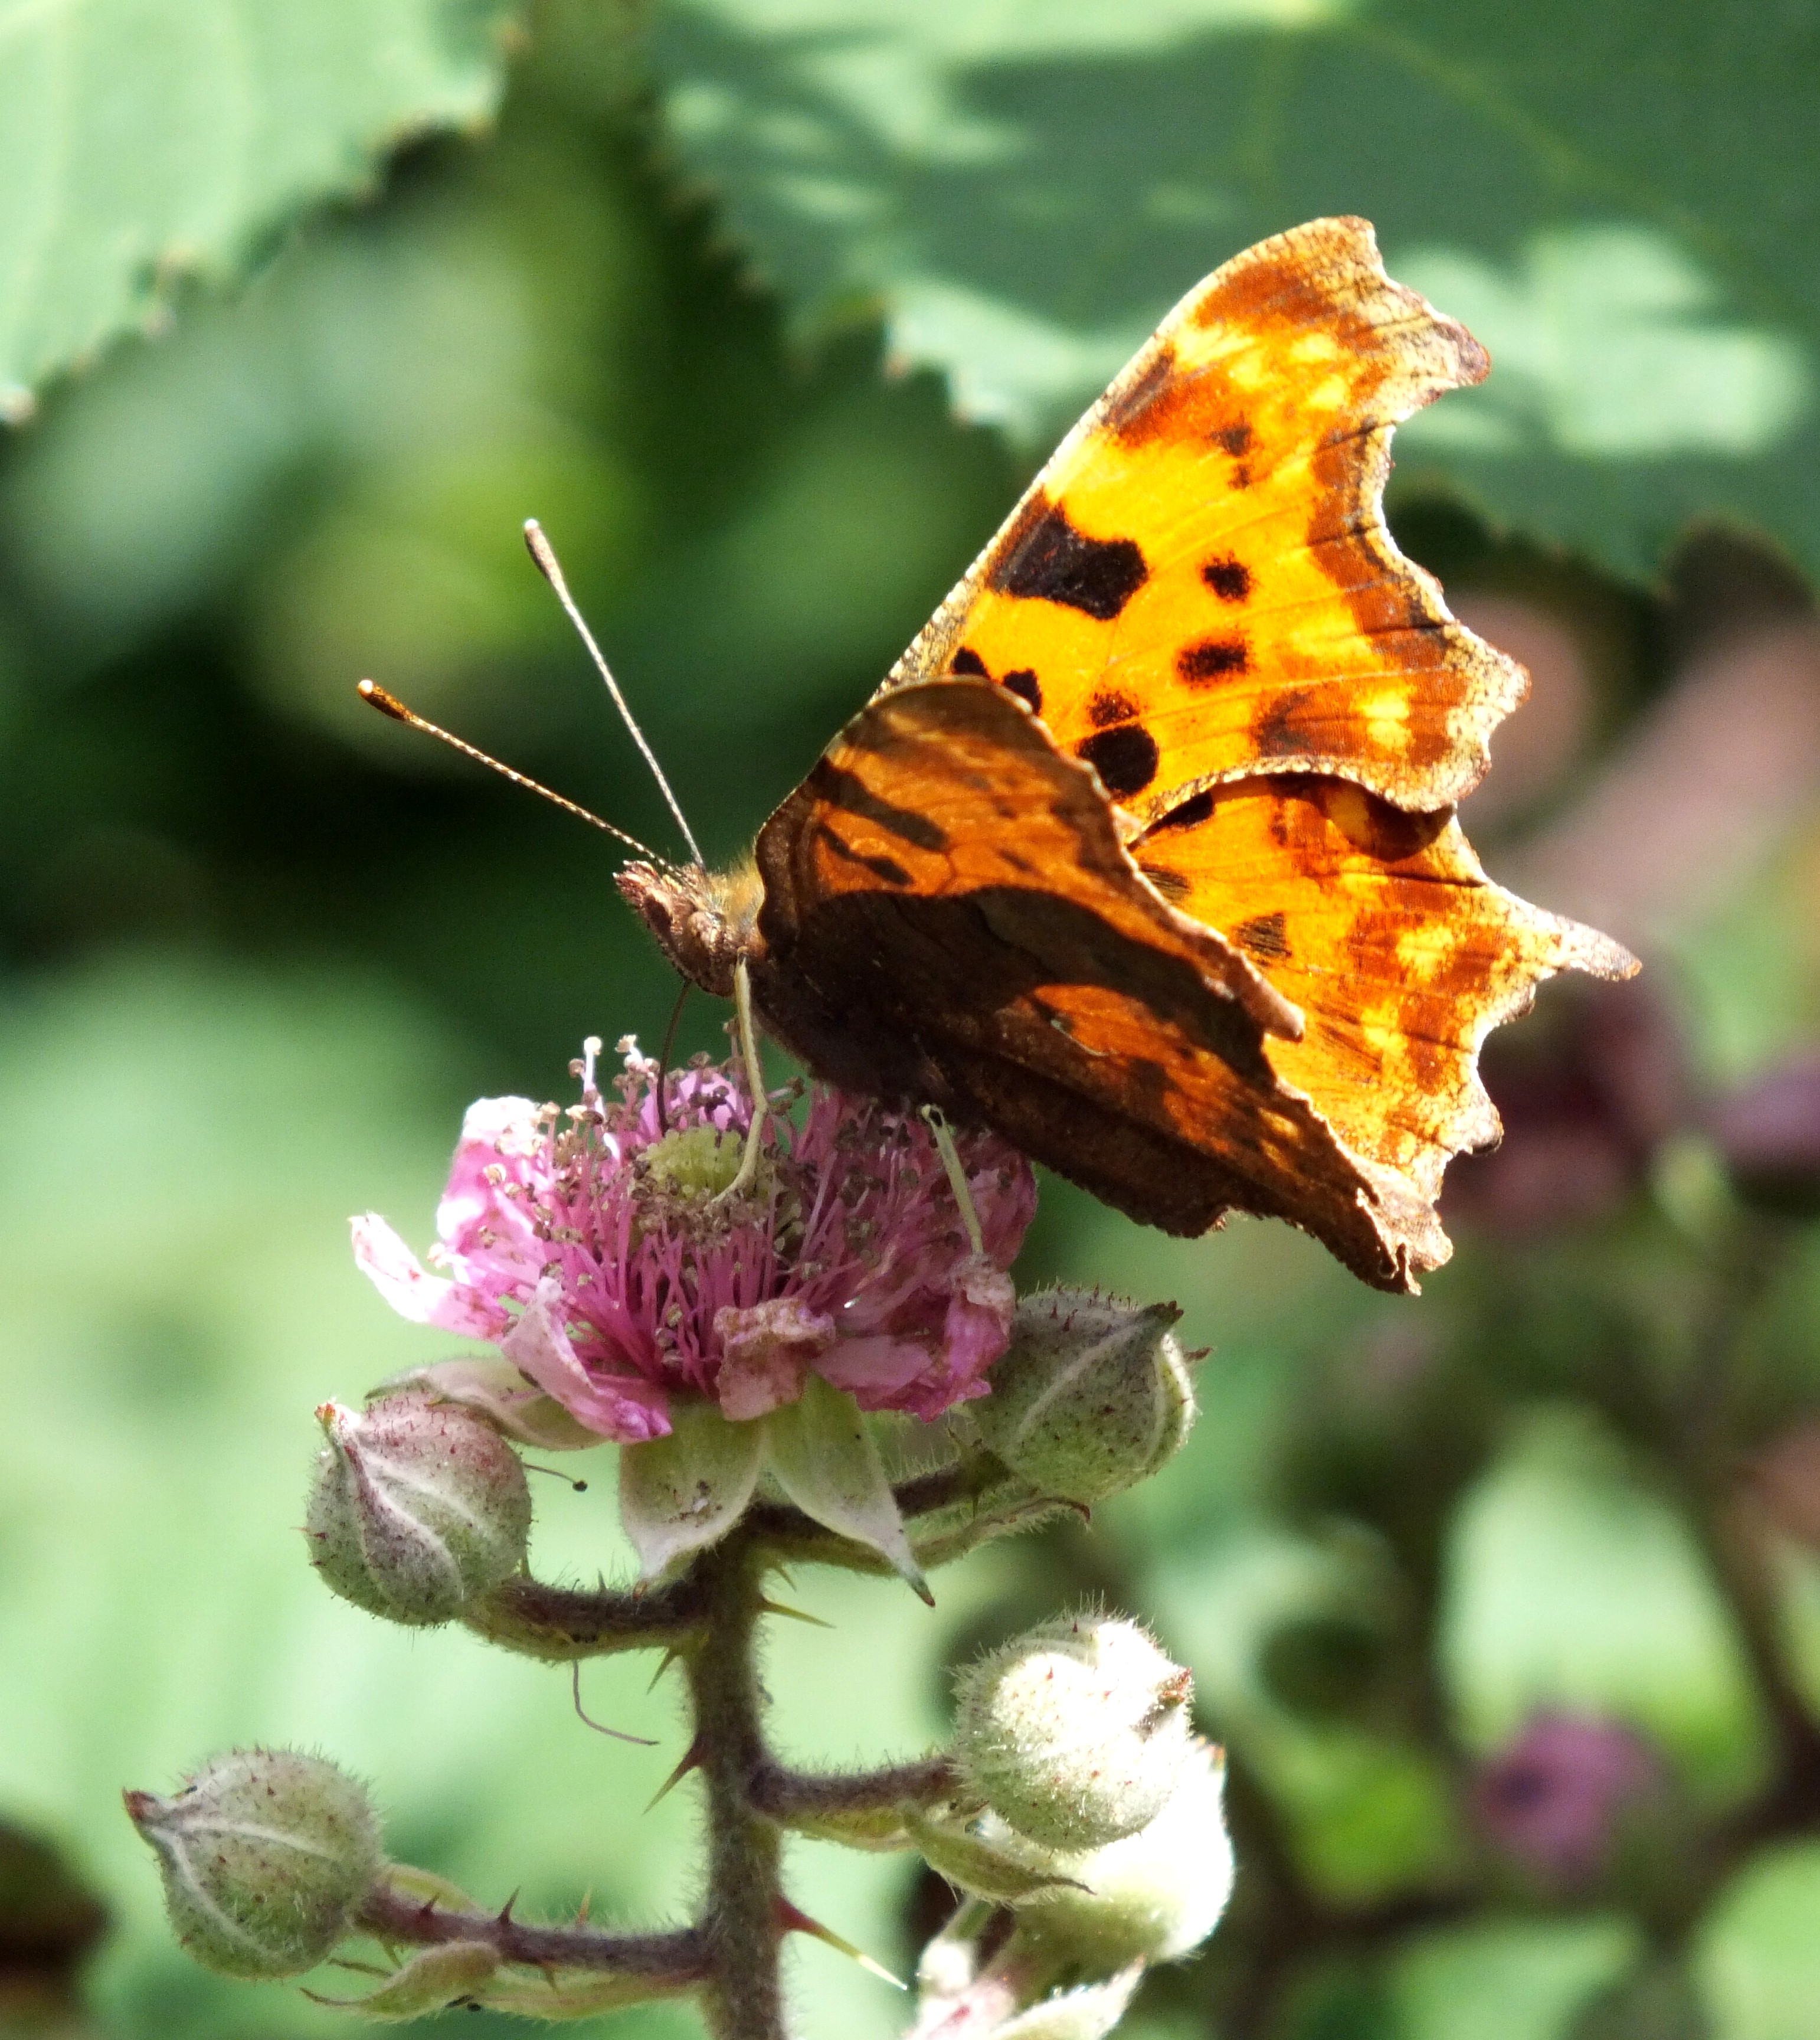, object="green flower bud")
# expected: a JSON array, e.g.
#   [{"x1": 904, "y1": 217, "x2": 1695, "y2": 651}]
[
  {"x1": 1012, "y1": 1741, "x2": 1233, "y2": 1972},
  {"x1": 955, "y1": 1616, "x2": 1195, "y2": 1851},
  {"x1": 125, "y1": 1750, "x2": 380, "y2": 1978},
  {"x1": 307, "y1": 1392, "x2": 531, "y2": 1626},
  {"x1": 970, "y1": 1291, "x2": 1195, "y2": 1505}
]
